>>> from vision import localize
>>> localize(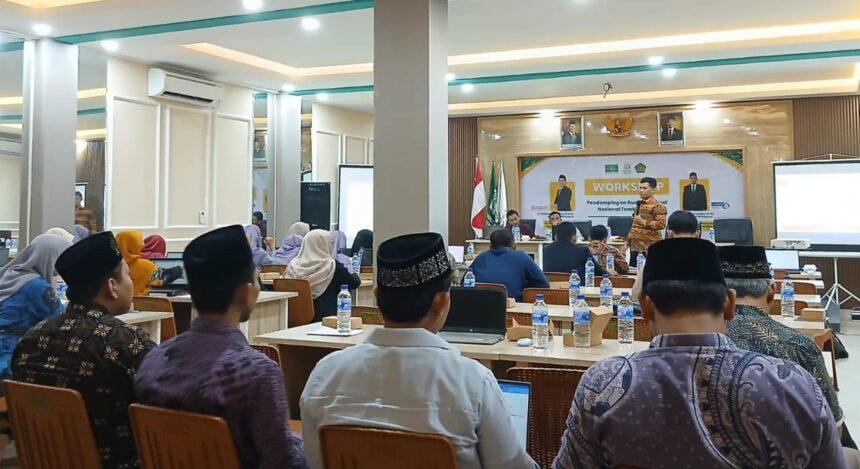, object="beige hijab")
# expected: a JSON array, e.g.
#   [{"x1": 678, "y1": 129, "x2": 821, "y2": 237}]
[{"x1": 286, "y1": 230, "x2": 335, "y2": 298}]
